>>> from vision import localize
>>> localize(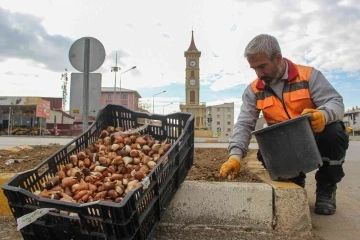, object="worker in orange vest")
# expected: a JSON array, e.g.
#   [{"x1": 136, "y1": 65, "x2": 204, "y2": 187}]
[{"x1": 220, "y1": 34, "x2": 349, "y2": 215}]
